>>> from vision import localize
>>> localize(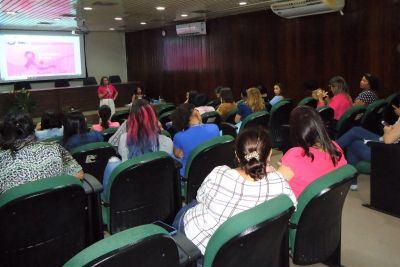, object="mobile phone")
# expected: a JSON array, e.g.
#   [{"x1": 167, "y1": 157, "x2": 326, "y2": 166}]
[
  {"x1": 153, "y1": 220, "x2": 178, "y2": 235},
  {"x1": 381, "y1": 120, "x2": 390, "y2": 126}
]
